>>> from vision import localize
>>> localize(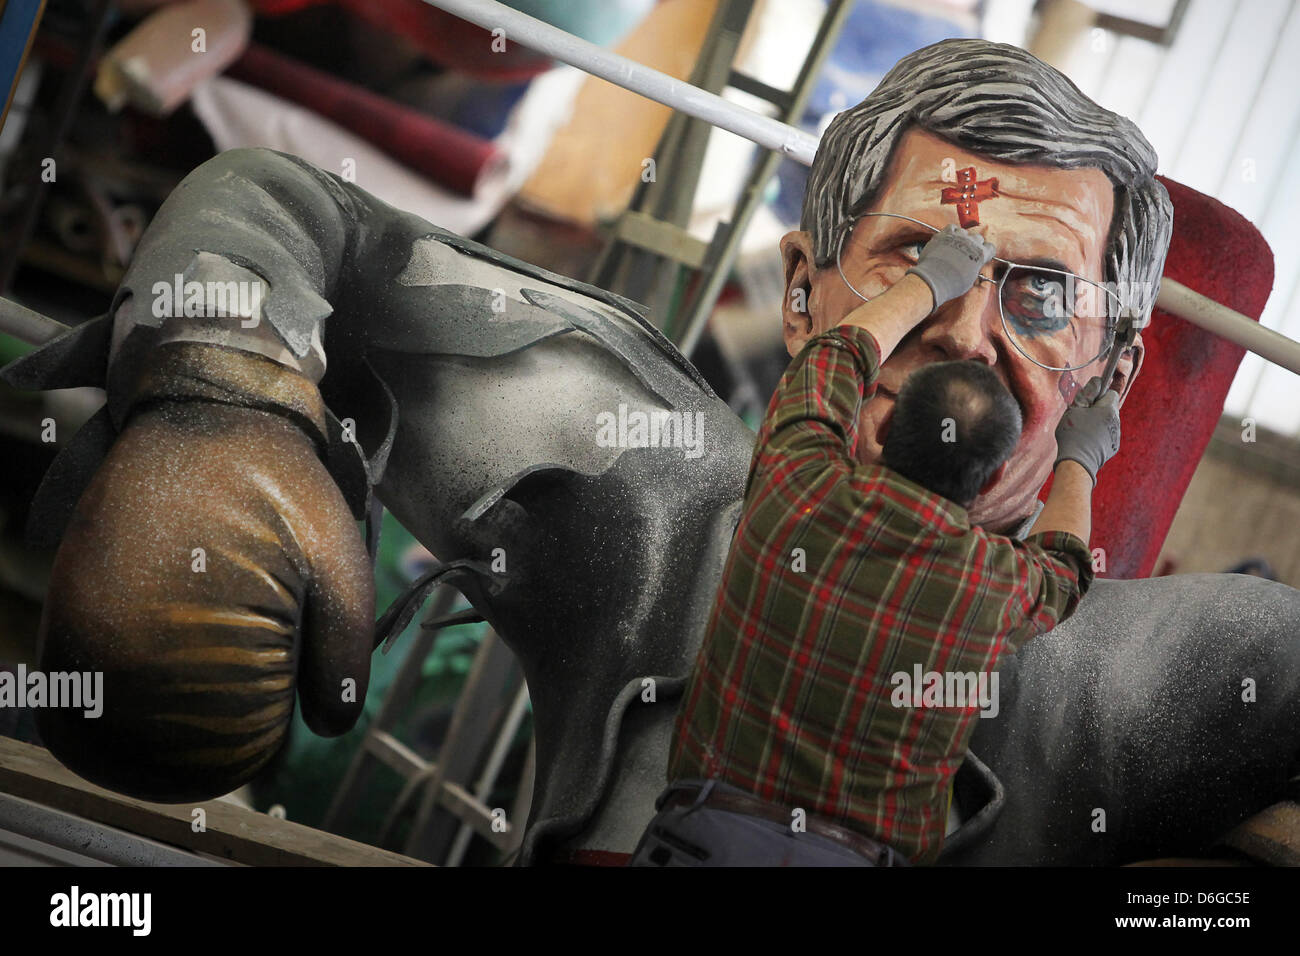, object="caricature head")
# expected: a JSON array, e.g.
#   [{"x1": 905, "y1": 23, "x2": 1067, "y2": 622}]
[{"x1": 781, "y1": 39, "x2": 1173, "y2": 532}]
